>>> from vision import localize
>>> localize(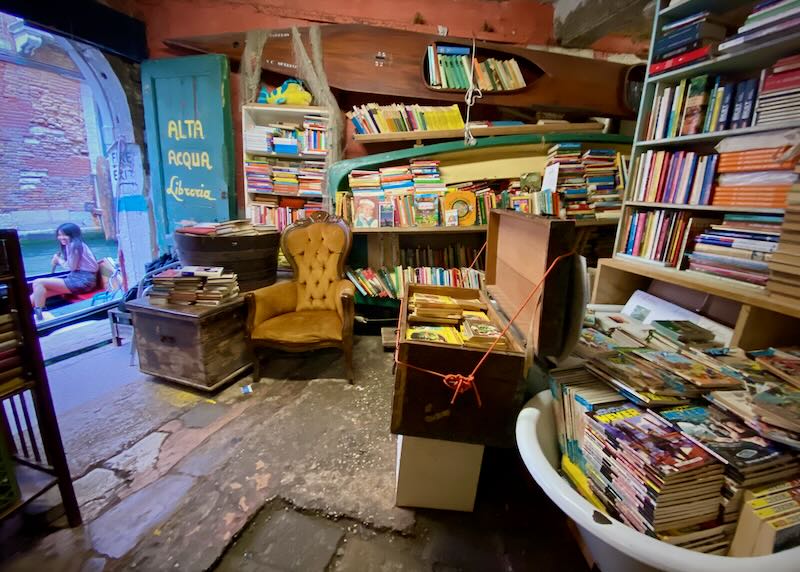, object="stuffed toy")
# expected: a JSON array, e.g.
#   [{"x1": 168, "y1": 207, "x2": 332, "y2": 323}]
[{"x1": 257, "y1": 79, "x2": 313, "y2": 106}]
